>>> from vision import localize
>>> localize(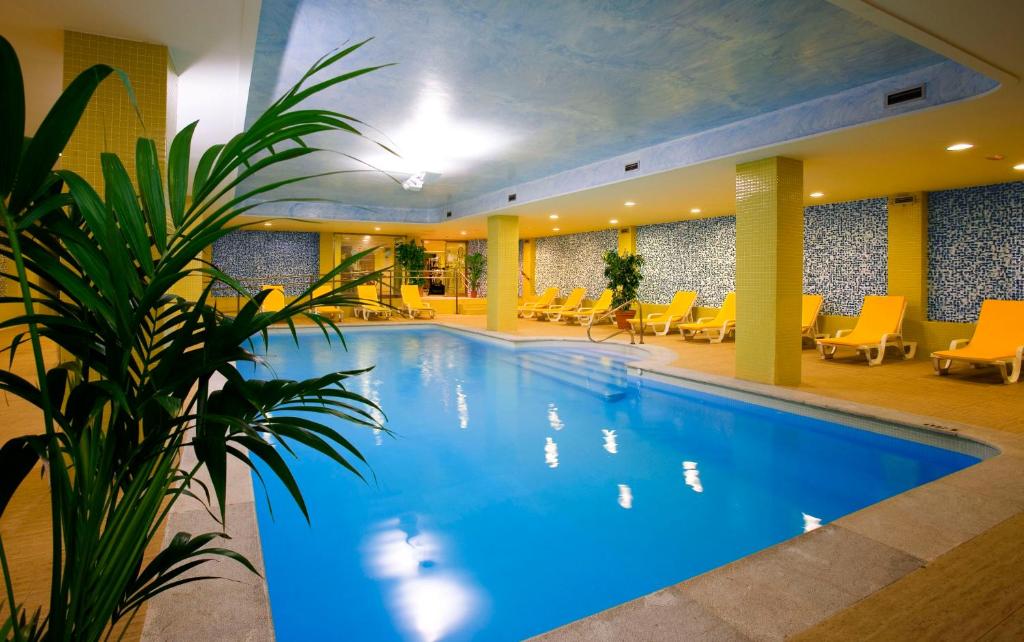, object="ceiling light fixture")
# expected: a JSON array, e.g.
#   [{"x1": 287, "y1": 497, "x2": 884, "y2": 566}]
[
  {"x1": 1014, "y1": 163, "x2": 1024, "y2": 171},
  {"x1": 549, "y1": 214, "x2": 559, "y2": 220},
  {"x1": 690, "y1": 208, "x2": 701, "y2": 214},
  {"x1": 460, "y1": 230, "x2": 467, "y2": 235},
  {"x1": 809, "y1": 192, "x2": 824, "y2": 198},
  {"x1": 263, "y1": 222, "x2": 272, "y2": 227},
  {"x1": 624, "y1": 201, "x2": 636, "y2": 207},
  {"x1": 946, "y1": 143, "x2": 973, "y2": 151},
  {"x1": 402, "y1": 171, "x2": 426, "y2": 191},
  {"x1": 552, "y1": 227, "x2": 560, "y2": 232},
  {"x1": 374, "y1": 226, "x2": 381, "y2": 231},
  {"x1": 609, "y1": 219, "x2": 619, "y2": 225}
]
